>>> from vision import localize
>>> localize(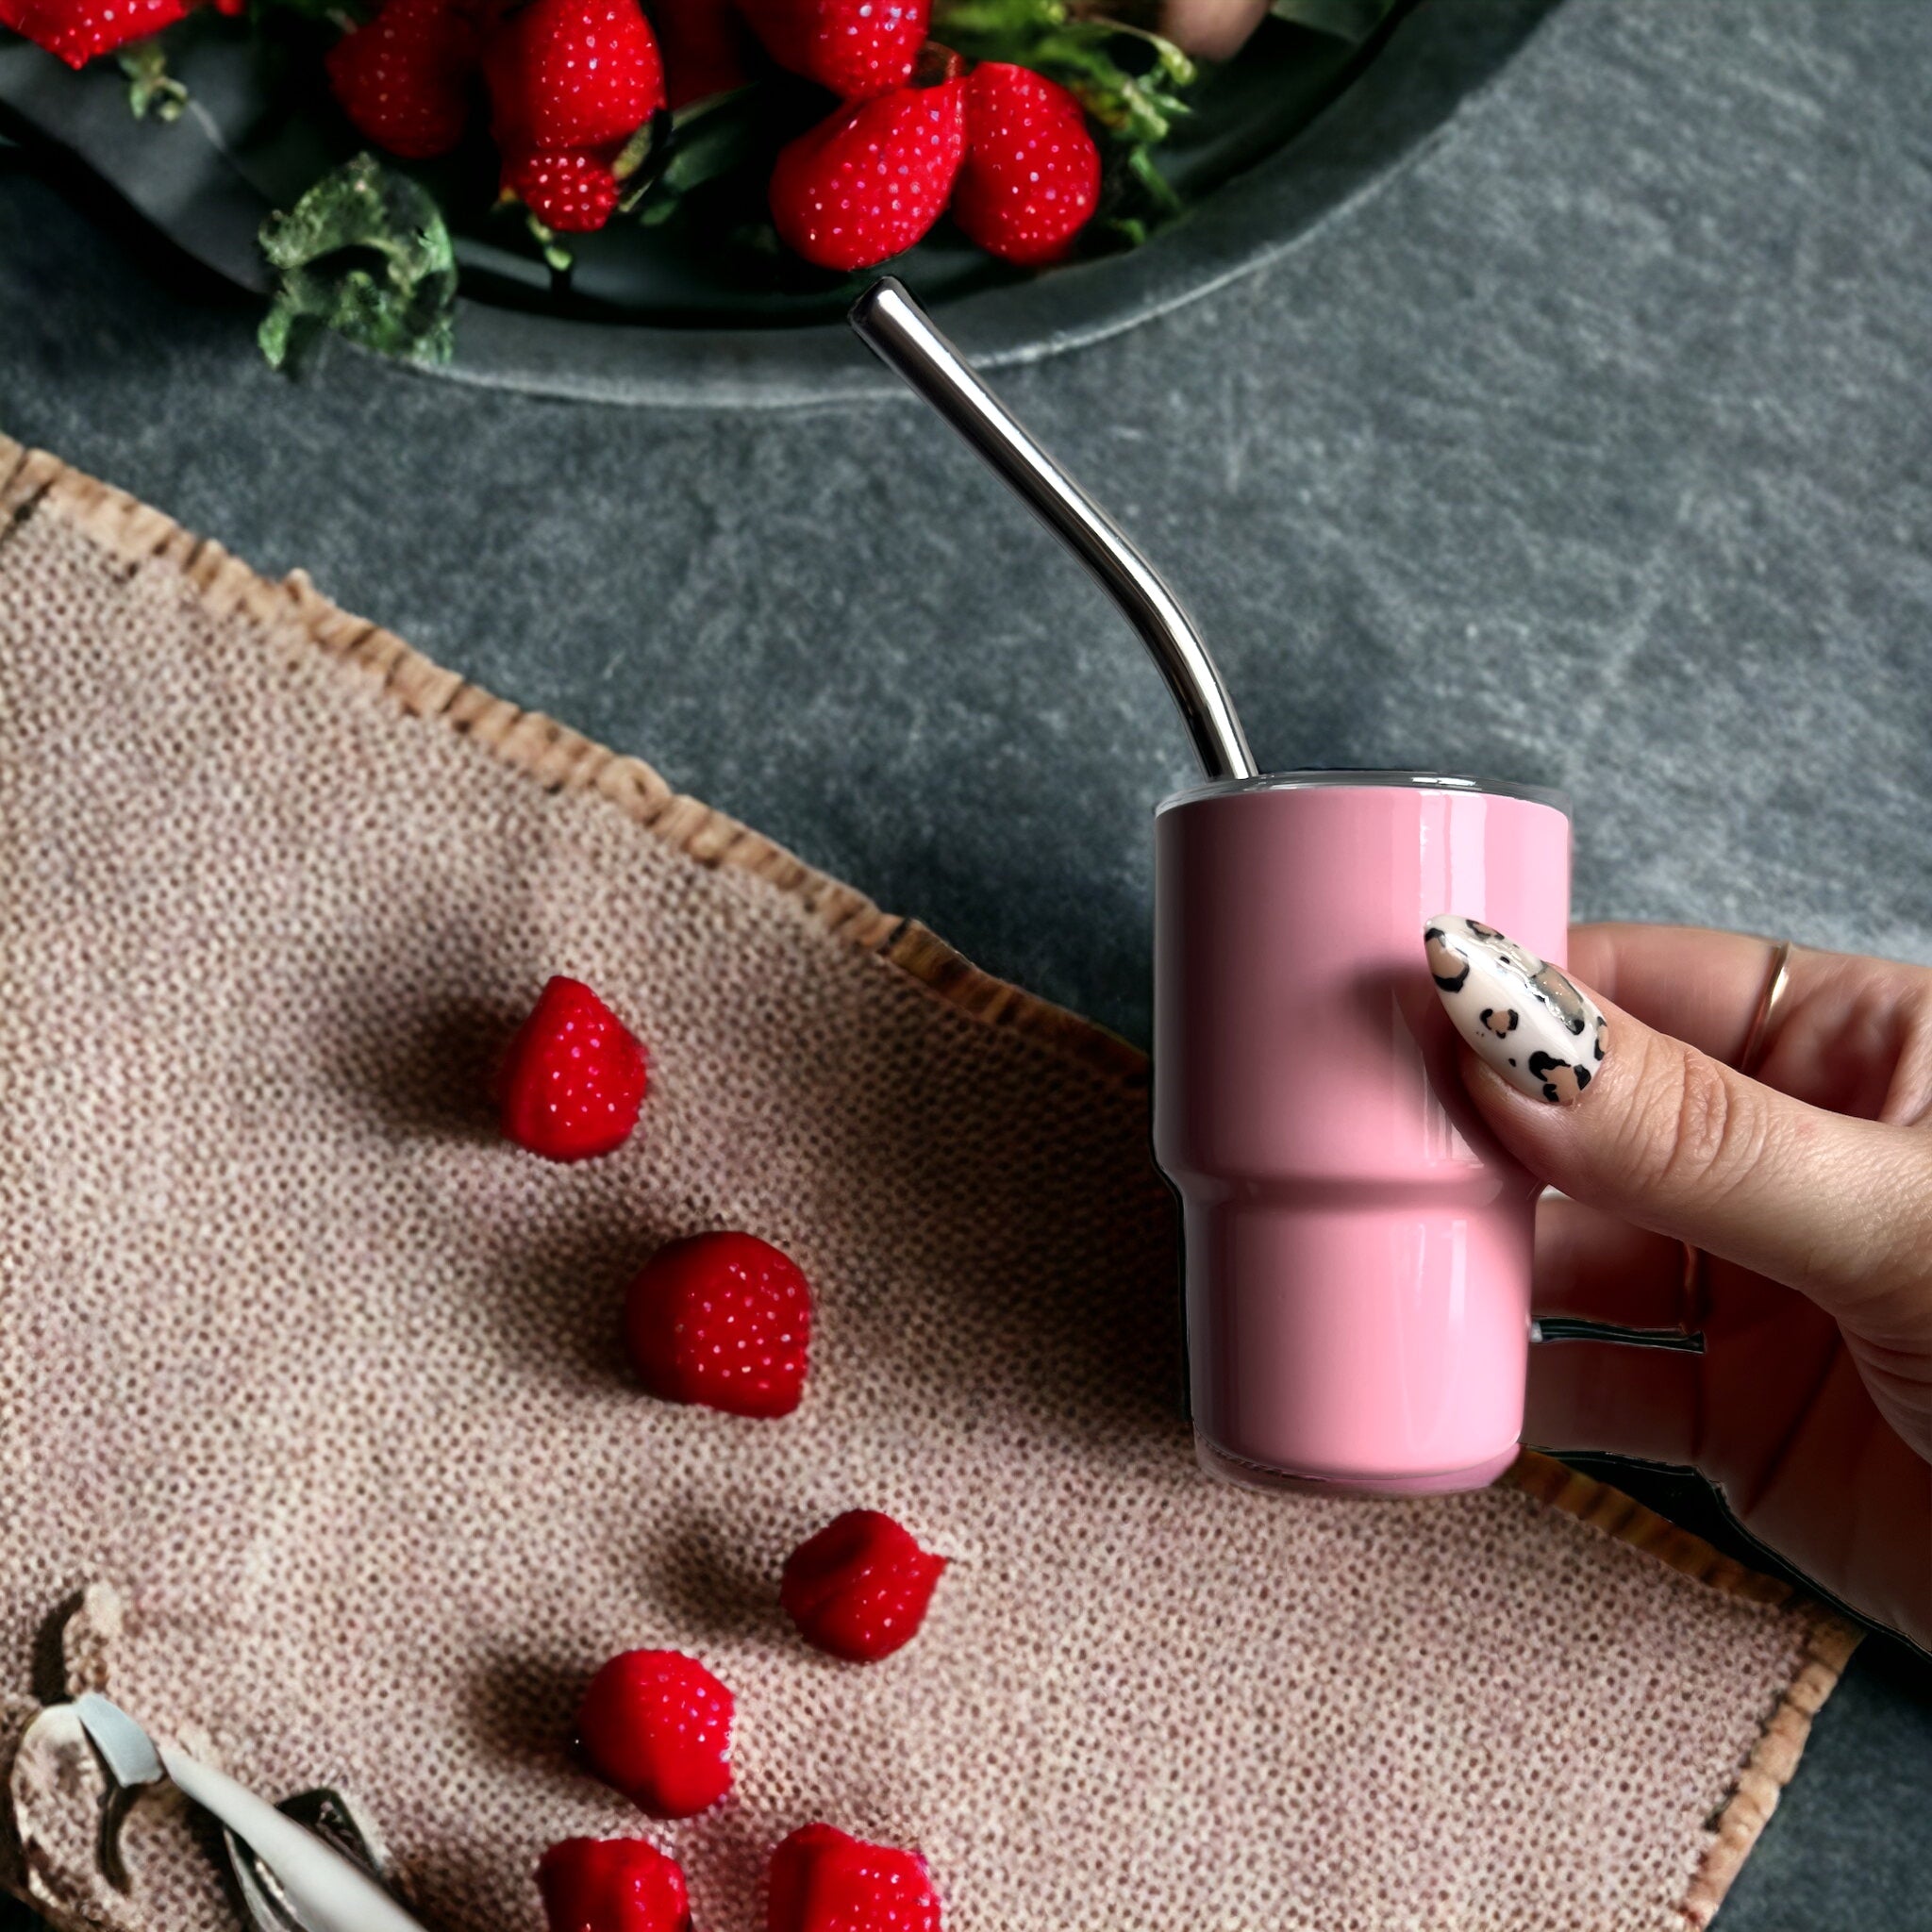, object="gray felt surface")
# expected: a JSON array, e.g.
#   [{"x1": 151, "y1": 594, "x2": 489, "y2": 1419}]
[{"x1": 2, "y1": 0, "x2": 1929, "y2": 1924}]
